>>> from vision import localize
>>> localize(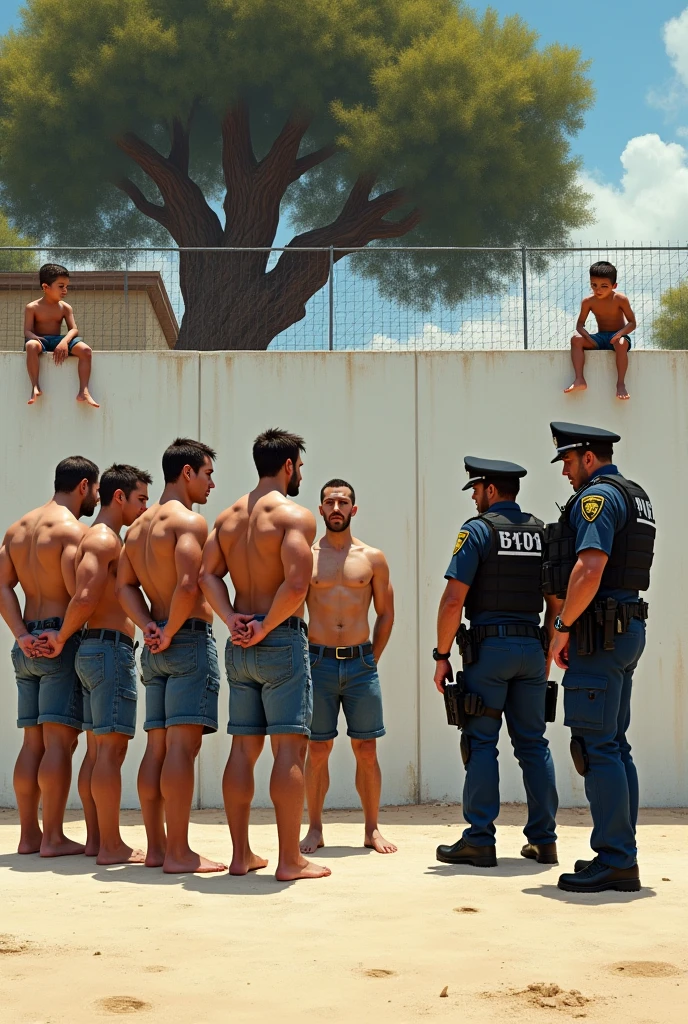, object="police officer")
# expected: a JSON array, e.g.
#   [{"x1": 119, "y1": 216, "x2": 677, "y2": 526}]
[
  {"x1": 544, "y1": 422, "x2": 655, "y2": 894},
  {"x1": 433, "y1": 457, "x2": 559, "y2": 867}
]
